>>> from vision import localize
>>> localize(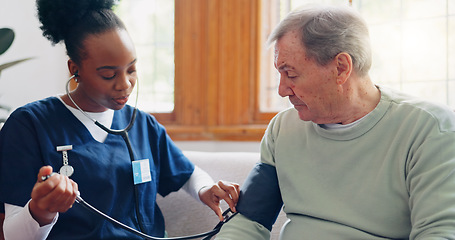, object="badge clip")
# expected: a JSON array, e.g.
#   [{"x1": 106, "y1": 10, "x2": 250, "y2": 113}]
[{"x1": 57, "y1": 145, "x2": 74, "y2": 177}]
